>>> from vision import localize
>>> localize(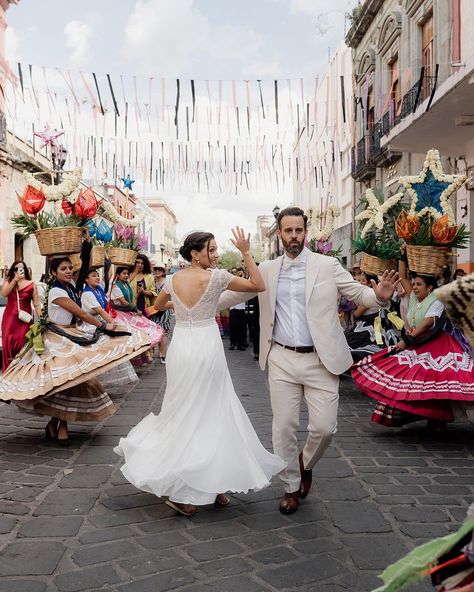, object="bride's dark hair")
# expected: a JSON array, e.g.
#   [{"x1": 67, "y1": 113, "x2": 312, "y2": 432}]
[{"x1": 179, "y1": 232, "x2": 215, "y2": 262}]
